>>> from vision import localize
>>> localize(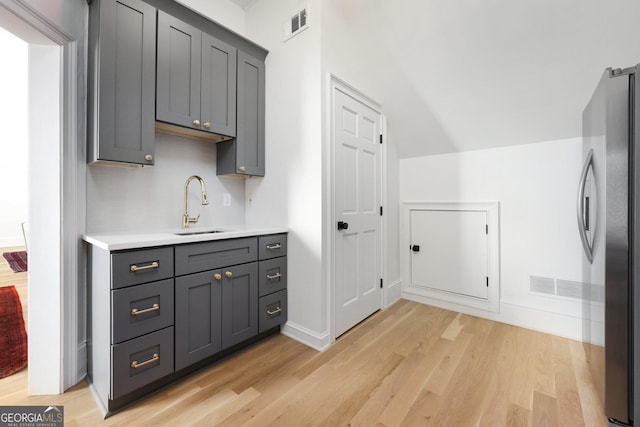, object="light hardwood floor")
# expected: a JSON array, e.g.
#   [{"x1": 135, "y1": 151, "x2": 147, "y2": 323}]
[{"x1": 0, "y1": 258, "x2": 605, "y2": 425}]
